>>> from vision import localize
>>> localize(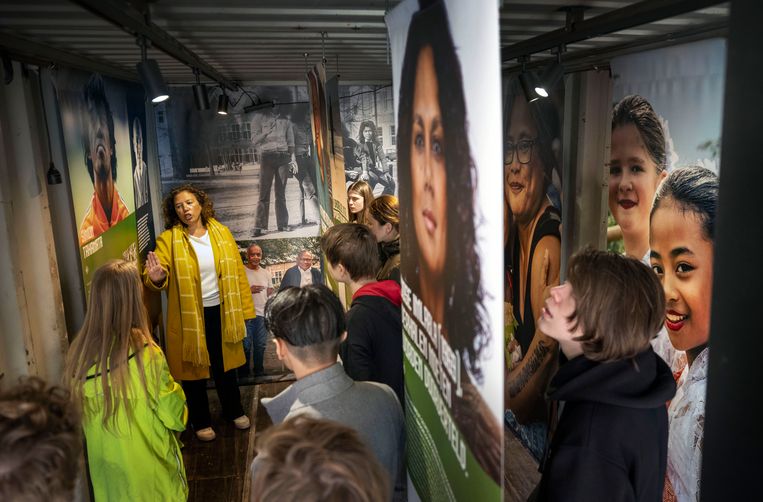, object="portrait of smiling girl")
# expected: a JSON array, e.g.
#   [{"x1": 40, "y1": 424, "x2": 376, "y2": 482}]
[
  {"x1": 609, "y1": 94, "x2": 668, "y2": 261},
  {"x1": 650, "y1": 166, "x2": 718, "y2": 502}
]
